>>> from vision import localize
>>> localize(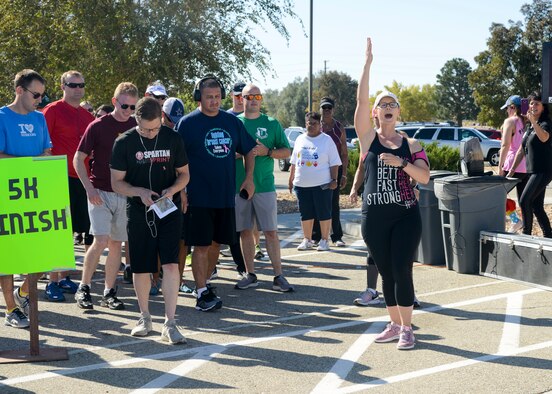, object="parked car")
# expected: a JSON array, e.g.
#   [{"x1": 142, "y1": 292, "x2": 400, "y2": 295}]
[
  {"x1": 475, "y1": 128, "x2": 502, "y2": 140},
  {"x1": 396, "y1": 126, "x2": 422, "y2": 137},
  {"x1": 278, "y1": 127, "x2": 305, "y2": 171},
  {"x1": 413, "y1": 126, "x2": 501, "y2": 166}
]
